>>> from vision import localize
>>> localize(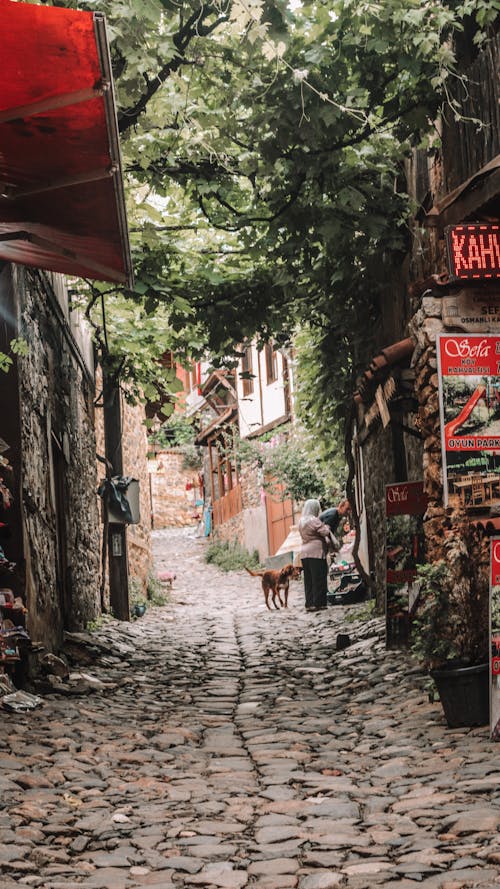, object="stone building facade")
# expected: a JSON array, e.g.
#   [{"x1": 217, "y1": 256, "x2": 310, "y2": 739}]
[
  {"x1": 352, "y1": 28, "x2": 500, "y2": 602},
  {"x1": 148, "y1": 449, "x2": 202, "y2": 530},
  {"x1": 1, "y1": 266, "x2": 101, "y2": 652}
]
